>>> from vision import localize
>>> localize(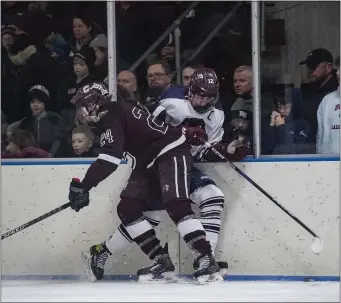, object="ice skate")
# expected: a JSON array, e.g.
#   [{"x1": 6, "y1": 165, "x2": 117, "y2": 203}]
[
  {"x1": 217, "y1": 261, "x2": 228, "y2": 277},
  {"x1": 137, "y1": 244, "x2": 176, "y2": 283},
  {"x1": 193, "y1": 253, "x2": 223, "y2": 284},
  {"x1": 194, "y1": 258, "x2": 228, "y2": 278},
  {"x1": 82, "y1": 242, "x2": 111, "y2": 282}
]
